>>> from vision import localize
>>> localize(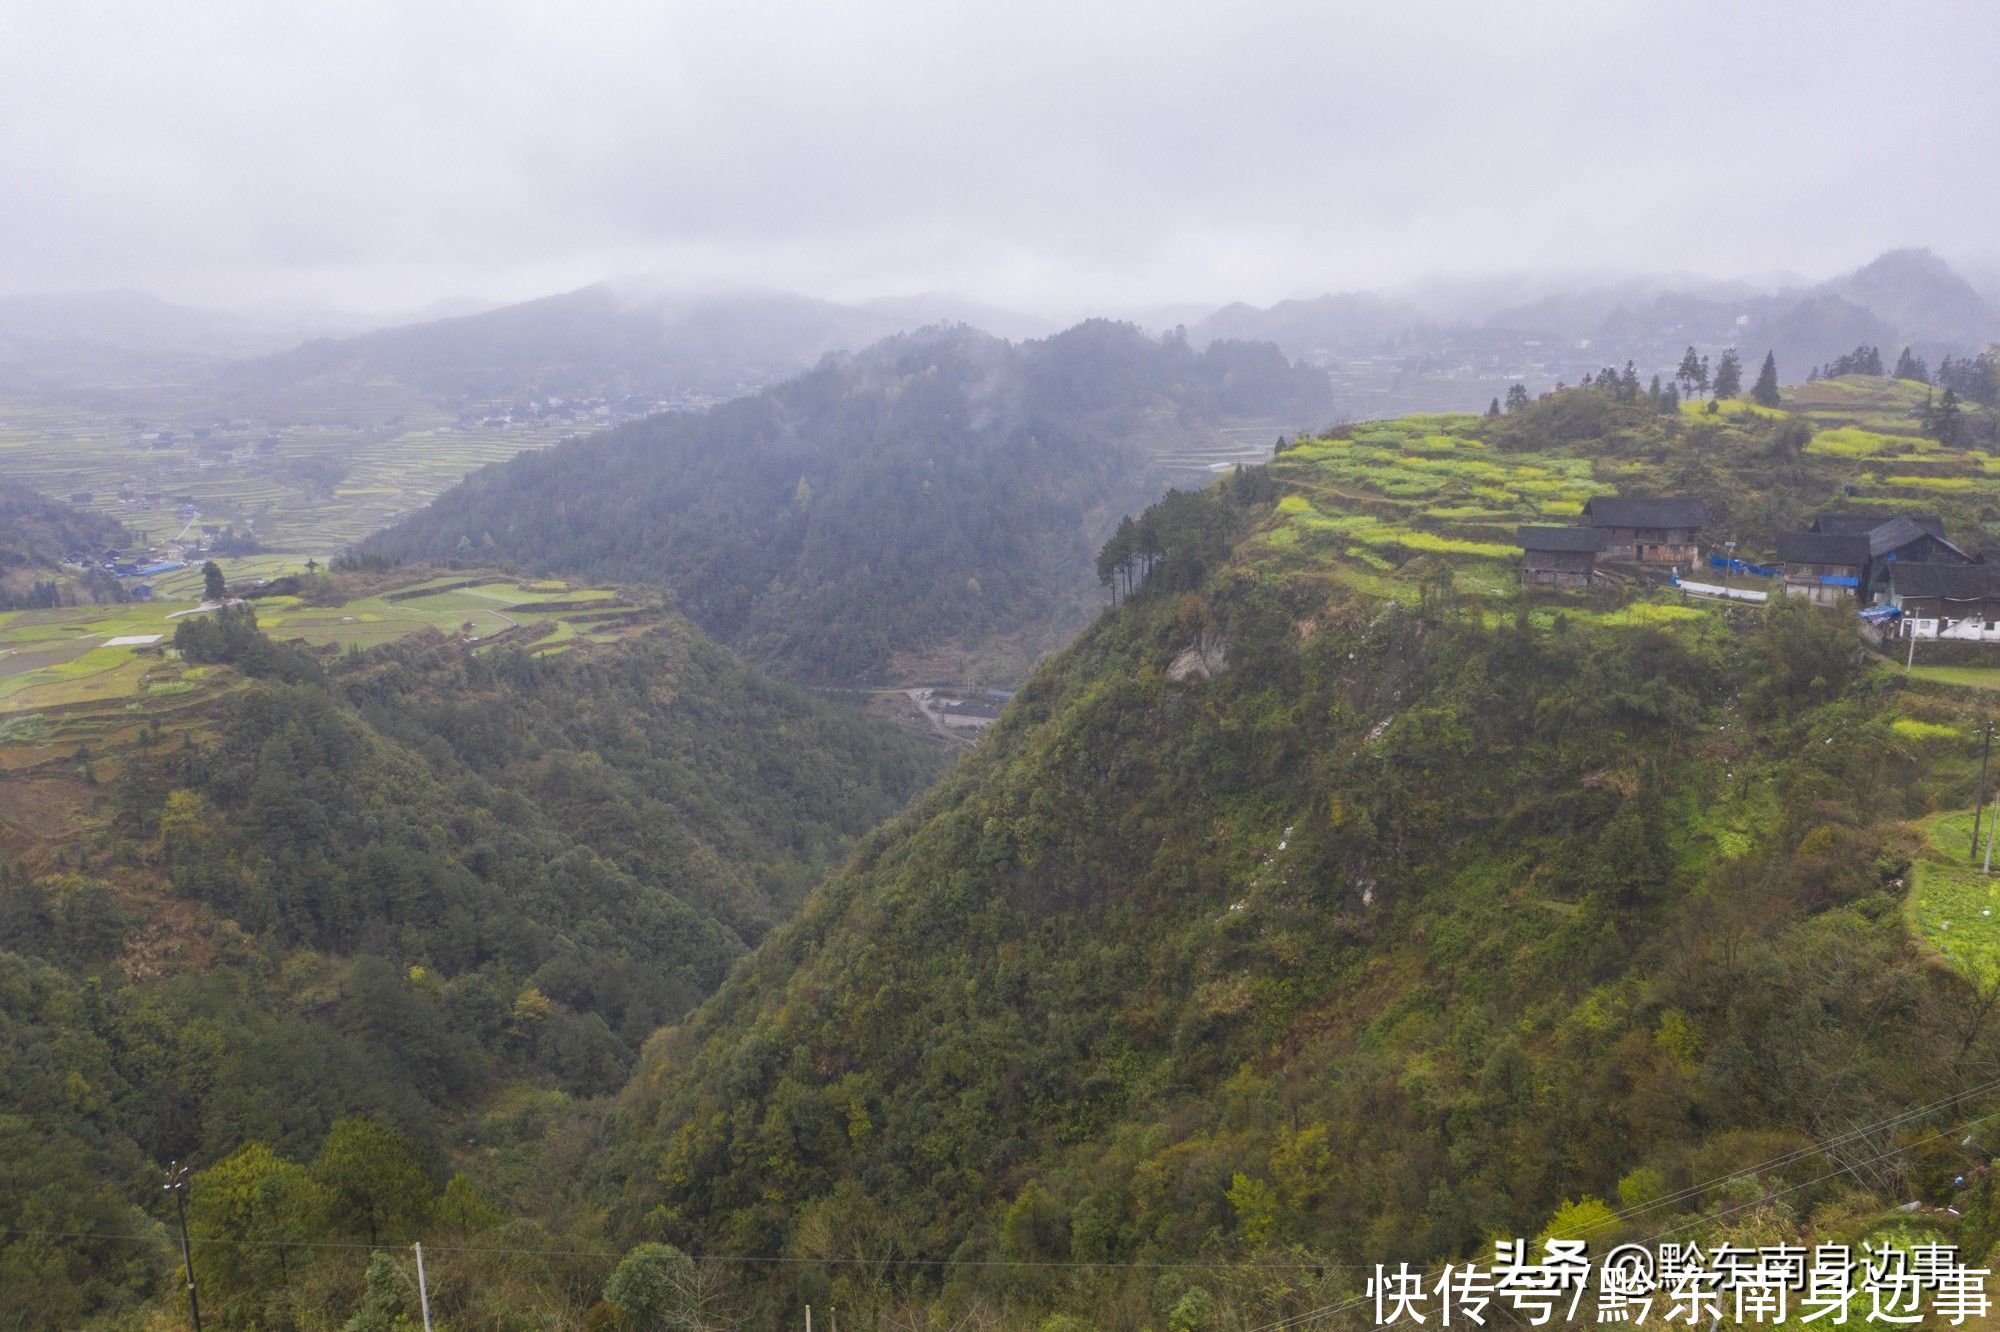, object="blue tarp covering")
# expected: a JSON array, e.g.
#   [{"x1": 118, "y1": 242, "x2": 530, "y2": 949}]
[
  {"x1": 1818, "y1": 574, "x2": 1859, "y2": 587},
  {"x1": 1708, "y1": 555, "x2": 1778, "y2": 577}
]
